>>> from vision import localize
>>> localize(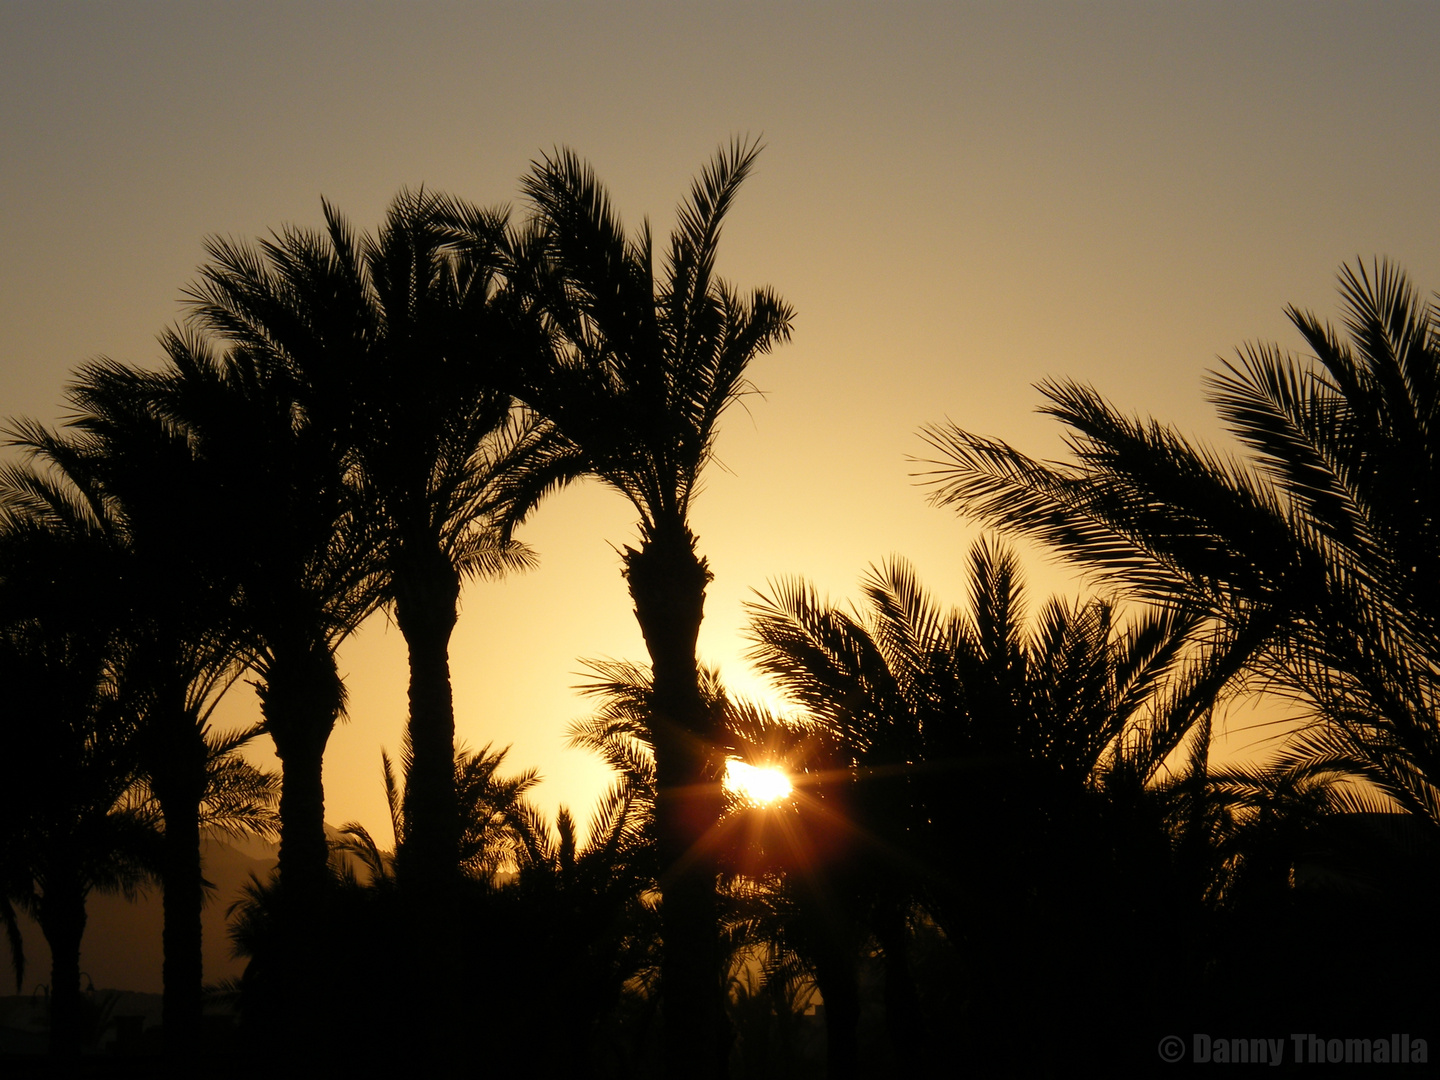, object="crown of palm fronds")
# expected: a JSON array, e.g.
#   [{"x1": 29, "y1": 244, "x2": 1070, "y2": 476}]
[
  {"x1": 336, "y1": 738, "x2": 542, "y2": 886},
  {"x1": 917, "y1": 259, "x2": 1440, "y2": 830},
  {"x1": 186, "y1": 188, "x2": 580, "y2": 608},
  {"x1": 748, "y1": 542, "x2": 1212, "y2": 786},
  {"x1": 512, "y1": 138, "x2": 795, "y2": 536},
  {"x1": 569, "y1": 657, "x2": 665, "y2": 801}
]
